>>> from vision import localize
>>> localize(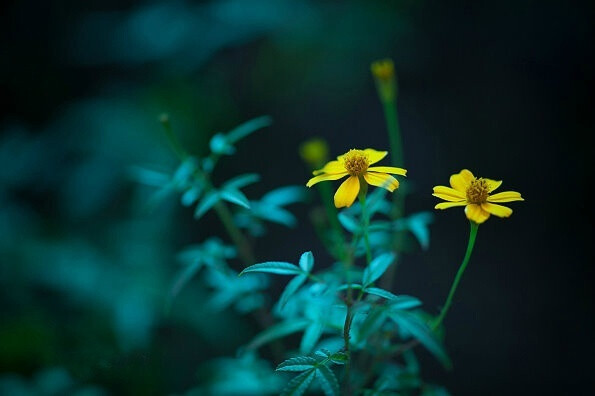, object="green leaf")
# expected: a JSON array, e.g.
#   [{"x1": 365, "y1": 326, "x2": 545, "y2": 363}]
[
  {"x1": 300, "y1": 320, "x2": 324, "y2": 354},
  {"x1": 278, "y1": 274, "x2": 308, "y2": 309},
  {"x1": 338, "y1": 212, "x2": 359, "y2": 233},
  {"x1": 220, "y1": 188, "x2": 251, "y2": 209},
  {"x1": 253, "y1": 204, "x2": 297, "y2": 227},
  {"x1": 194, "y1": 191, "x2": 220, "y2": 219},
  {"x1": 227, "y1": 115, "x2": 272, "y2": 143},
  {"x1": 168, "y1": 260, "x2": 203, "y2": 304},
  {"x1": 329, "y1": 351, "x2": 349, "y2": 365},
  {"x1": 388, "y1": 311, "x2": 451, "y2": 369},
  {"x1": 240, "y1": 262, "x2": 303, "y2": 276},
  {"x1": 222, "y1": 173, "x2": 260, "y2": 190},
  {"x1": 298, "y1": 251, "x2": 314, "y2": 273},
  {"x1": 209, "y1": 132, "x2": 235, "y2": 155},
  {"x1": 276, "y1": 356, "x2": 317, "y2": 372},
  {"x1": 364, "y1": 287, "x2": 400, "y2": 300},
  {"x1": 362, "y1": 252, "x2": 396, "y2": 287},
  {"x1": 181, "y1": 185, "x2": 202, "y2": 207},
  {"x1": 317, "y1": 365, "x2": 340, "y2": 396},
  {"x1": 281, "y1": 369, "x2": 316, "y2": 396},
  {"x1": 356, "y1": 306, "x2": 388, "y2": 343},
  {"x1": 247, "y1": 319, "x2": 310, "y2": 350},
  {"x1": 128, "y1": 166, "x2": 169, "y2": 187},
  {"x1": 262, "y1": 185, "x2": 308, "y2": 206},
  {"x1": 387, "y1": 295, "x2": 423, "y2": 310}
]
